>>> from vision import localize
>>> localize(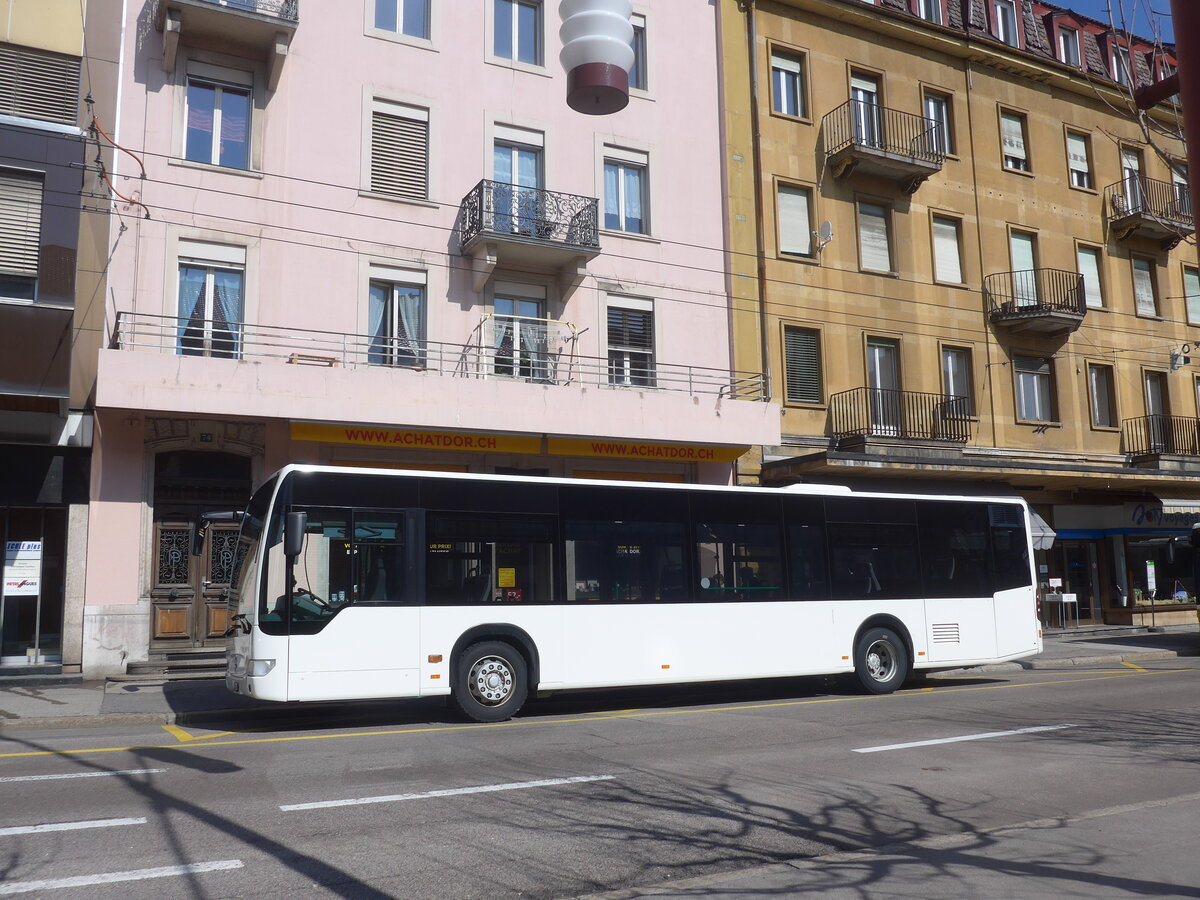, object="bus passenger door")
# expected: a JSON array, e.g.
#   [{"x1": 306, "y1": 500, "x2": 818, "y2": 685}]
[{"x1": 285, "y1": 508, "x2": 422, "y2": 701}]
